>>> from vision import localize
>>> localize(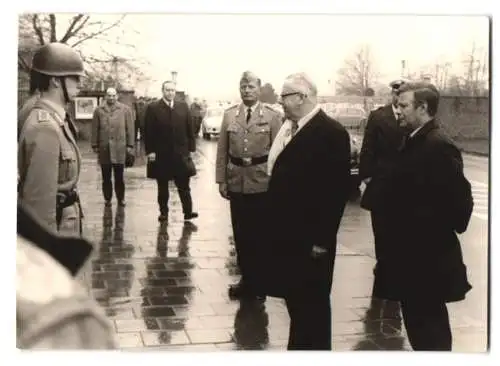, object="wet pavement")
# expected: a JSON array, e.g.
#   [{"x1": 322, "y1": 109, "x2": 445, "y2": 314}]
[{"x1": 76, "y1": 138, "x2": 488, "y2": 352}]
